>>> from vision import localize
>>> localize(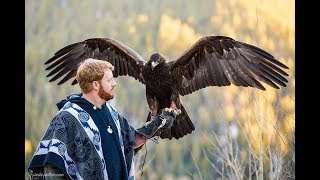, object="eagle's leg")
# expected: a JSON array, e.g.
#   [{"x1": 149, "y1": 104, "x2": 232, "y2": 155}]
[
  {"x1": 146, "y1": 94, "x2": 158, "y2": 121},
  {"x1": 150, "y1": 109, "x2": 158, "y2": 120}
]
